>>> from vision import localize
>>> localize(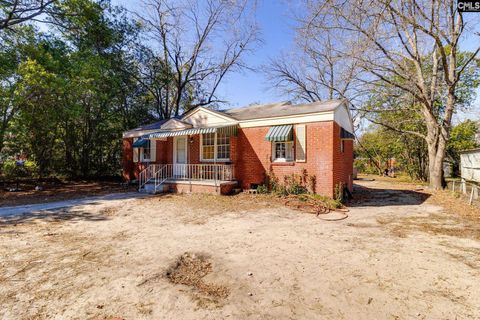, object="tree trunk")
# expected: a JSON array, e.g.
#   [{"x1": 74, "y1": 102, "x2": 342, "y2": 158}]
[{"x1": 426, "y1": 125, "x2": 449, "y2": 190}]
